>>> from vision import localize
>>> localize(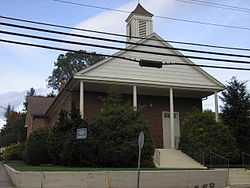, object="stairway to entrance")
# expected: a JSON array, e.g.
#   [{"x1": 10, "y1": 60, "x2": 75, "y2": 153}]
[
  {"x1": 228, "y1": 168, "x2": 250, "y2": 188},
  {"x1": 154, "y1": 149, "x2": 206, "y2": 169}
]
